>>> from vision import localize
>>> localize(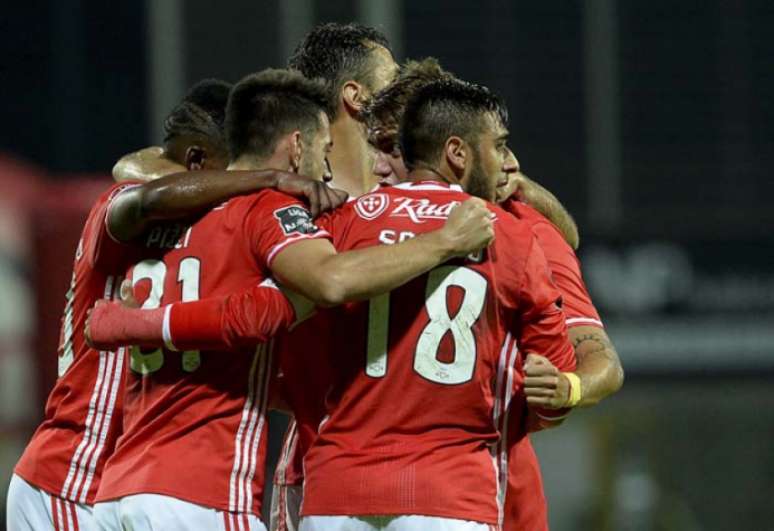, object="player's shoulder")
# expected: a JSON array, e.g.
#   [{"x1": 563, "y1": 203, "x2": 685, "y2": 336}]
[
  {"x1": 502, "y1": 199, "x2": 573, "y2": 254},
  {"x1": 490, "y1": 202, "x2": 535, "y2": 244},
  {"x1": 220, "y1": 189, "x2": 308, "y2": 225},
  {"x1": 92, "y1": 179, "x2": 142, "y2": 209}
]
